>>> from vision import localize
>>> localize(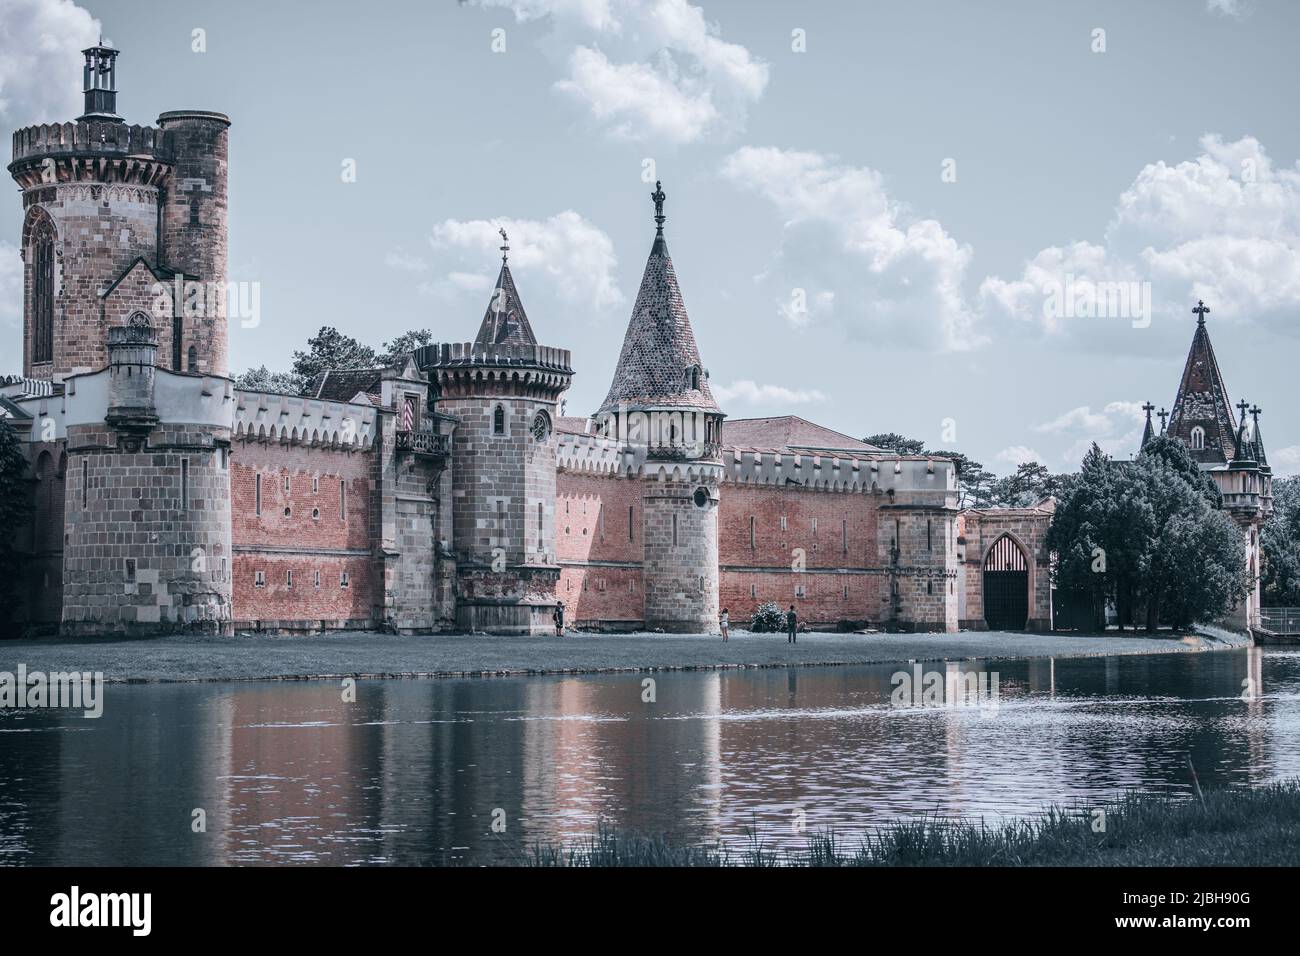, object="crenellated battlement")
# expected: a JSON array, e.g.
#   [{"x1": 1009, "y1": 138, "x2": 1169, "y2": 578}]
[
  {"x1": 722, "y1": 448, "x2": 957, "y2": 497},
  {"x1": 233, "y1": 389, "x2": 377, "y2": 450},
  {"x1": 9, "y1": 122, "x2": 174, "y2": 188},
  {"x1": 415, "y1": 341, "x2": 572, "y2": 372}
]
